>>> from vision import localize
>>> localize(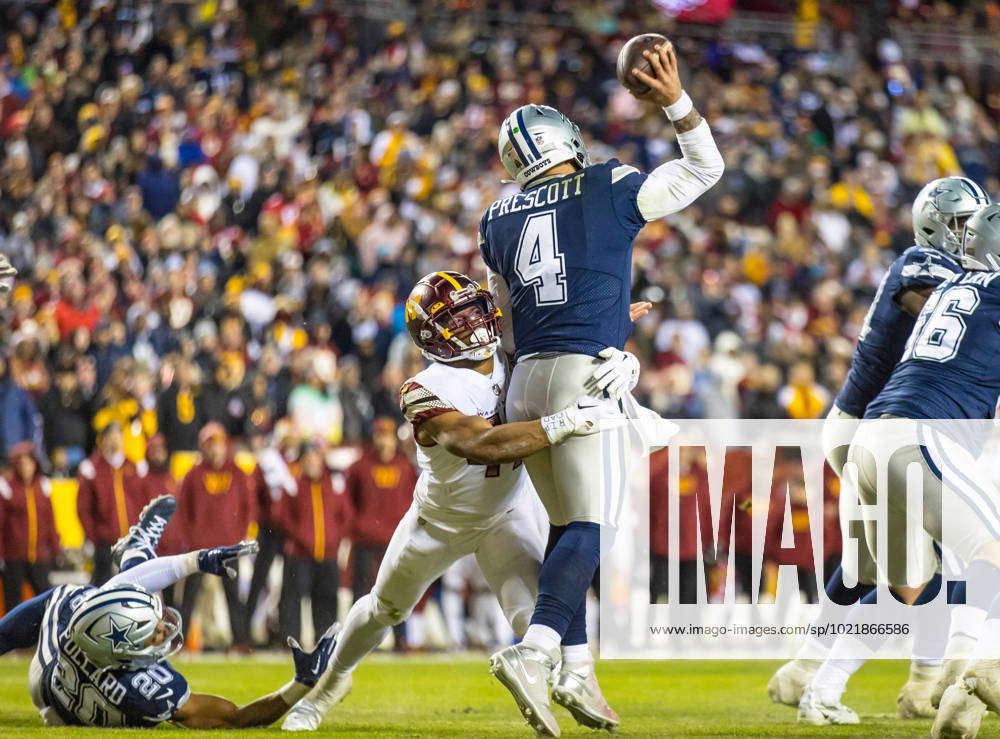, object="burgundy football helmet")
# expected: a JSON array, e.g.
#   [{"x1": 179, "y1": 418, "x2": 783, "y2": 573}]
[{"x1": 405, "y1": 271, "x2": 502, "y2": 362}]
